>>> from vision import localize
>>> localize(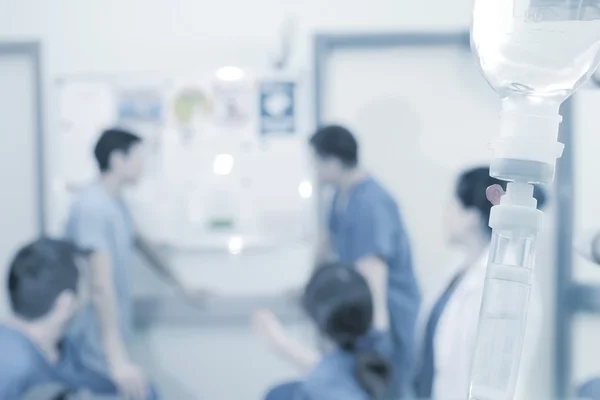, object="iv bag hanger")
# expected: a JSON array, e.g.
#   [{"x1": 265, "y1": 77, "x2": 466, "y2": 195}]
[{"x1": 267, "y1": 12, "x2": 297, "y2": 71}]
